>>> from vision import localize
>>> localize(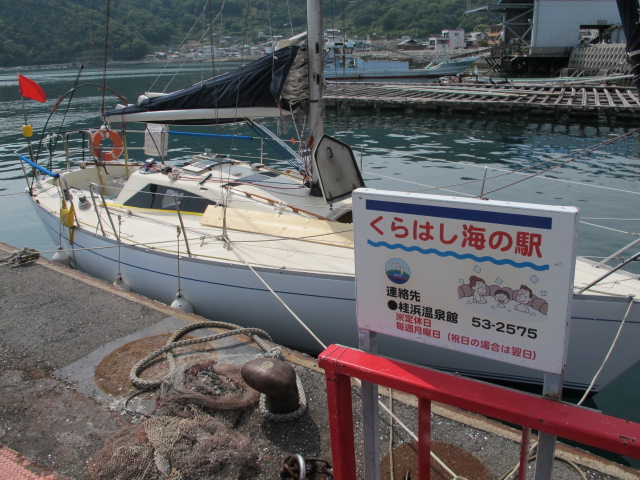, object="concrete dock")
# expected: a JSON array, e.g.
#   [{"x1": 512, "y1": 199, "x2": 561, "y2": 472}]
[{"x1": 0, "y1": 242, "x2": 638, "y2": 479}]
